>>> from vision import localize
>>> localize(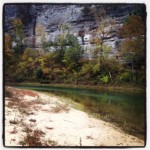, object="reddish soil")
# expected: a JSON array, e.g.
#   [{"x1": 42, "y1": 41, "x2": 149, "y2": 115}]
[{"x1": 10, "y1": 88, "x2": 38, "y2": 97}]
